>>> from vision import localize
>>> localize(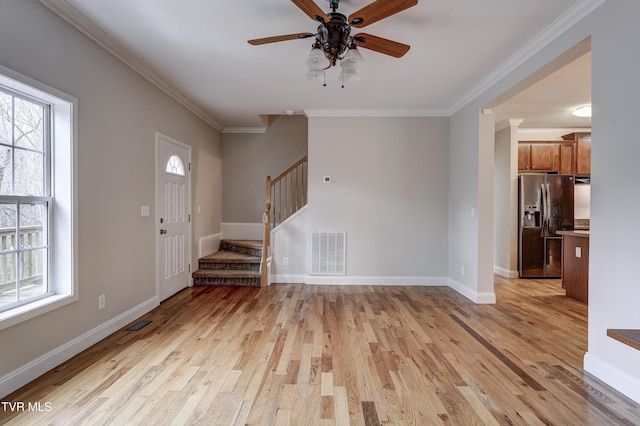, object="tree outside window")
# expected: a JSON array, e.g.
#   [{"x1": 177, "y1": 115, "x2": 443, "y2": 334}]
[{"x1": 0, "y1": 90, "x2": 50, "y2": 310}]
